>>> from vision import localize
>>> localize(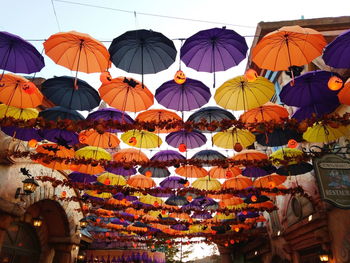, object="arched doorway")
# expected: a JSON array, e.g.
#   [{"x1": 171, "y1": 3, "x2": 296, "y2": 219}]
[{"x1": 0, "y1": 222, "x2": 41, "y2": 263}]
